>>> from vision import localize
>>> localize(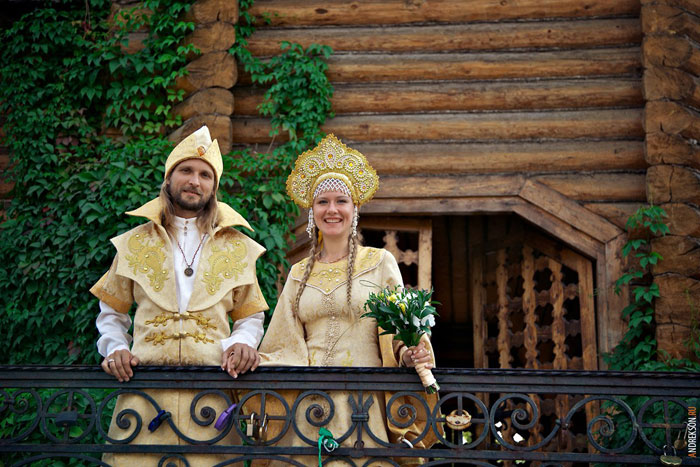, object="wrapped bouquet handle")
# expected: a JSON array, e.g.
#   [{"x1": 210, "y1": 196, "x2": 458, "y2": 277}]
[{"x1": 362, "y1": 285, "x2": 440, "y2": 394}]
